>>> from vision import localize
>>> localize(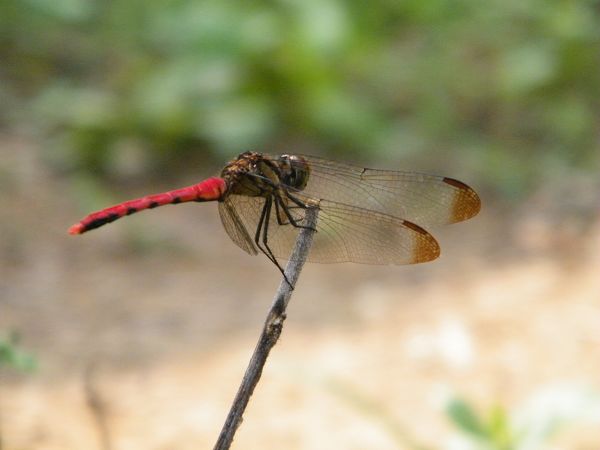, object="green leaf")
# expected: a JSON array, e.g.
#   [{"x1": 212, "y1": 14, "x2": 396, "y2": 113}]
[
  {"x1": 0, "y1": 333, "x2": 37, "y2": 372},
  {"x1": 487, "y1": 404, "x2": 512, "y2": 449},
  {"x1": 446, "y1": 396, "x2": 490, "y2": 439}
]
